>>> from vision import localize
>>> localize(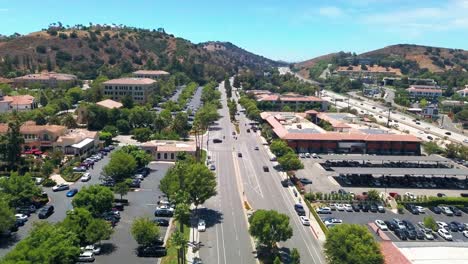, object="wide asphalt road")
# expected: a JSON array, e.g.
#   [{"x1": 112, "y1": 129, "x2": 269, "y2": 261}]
[{"x1": 198, "y1": 81, "x2": 256, "y2": 264}]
